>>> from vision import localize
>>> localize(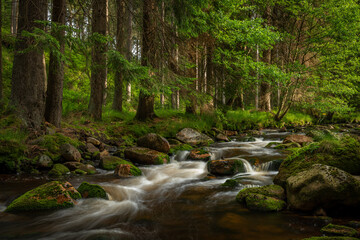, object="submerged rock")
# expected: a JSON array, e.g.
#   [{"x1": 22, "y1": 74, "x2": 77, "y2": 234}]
[
  {"x1": 60, "y1": 143, "x2": 81, "y2": 162},
  {"x1": 137, "y1": 133, "x2": 170, "y2": 153},
  {"x1": 5, "y1": 181, "x2": 81, "y2": 213},
  {"x1": 176, "y1": 128, "x2": 214, "y2": 146},
  {"x1": 77, "y1": 182, "x2": 108, "y2": 200},
  {"x1": 207, "y1": 159, "x2": 246, "y2": 176},
  {"x1": 286, "y1": 164, "x2": 360, "y2": 212},
  {"x1": 236, "y1": 185, "x2": 286, "y2": 212},
  {"x1": 124, "y1": 147, "x2": 170, "y2": 165},
  {"x1": 321, "y1": 224, "x2": 359, "y2": 238}
]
